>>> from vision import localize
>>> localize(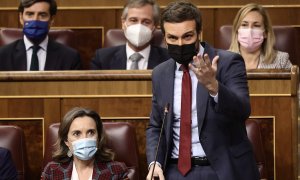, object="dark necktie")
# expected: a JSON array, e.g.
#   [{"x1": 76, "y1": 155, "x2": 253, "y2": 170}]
[
  {"x1": 129, "y1": 52, "x2": 143, "y2": 70},
  {"x1": 178, "y1": 65, "x2": 192, "y2": 176},
  {"x1": 30, "y1": 45, "x2": 40, "y2": 71}
]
